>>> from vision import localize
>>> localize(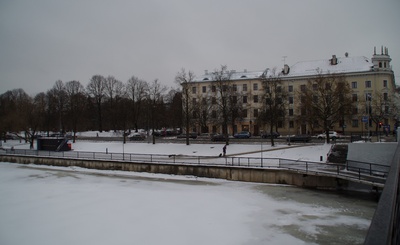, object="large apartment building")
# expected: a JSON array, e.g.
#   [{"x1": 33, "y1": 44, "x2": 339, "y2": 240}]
[{"x1": 187, "y1": 47, "x2": 397, "y2": 136}]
